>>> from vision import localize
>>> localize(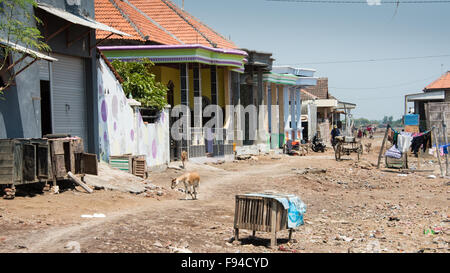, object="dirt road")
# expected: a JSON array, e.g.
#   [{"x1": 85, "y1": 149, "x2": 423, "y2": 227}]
[{"x1": 0, "y1": 136, "x2": 448, "y2": 253}]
